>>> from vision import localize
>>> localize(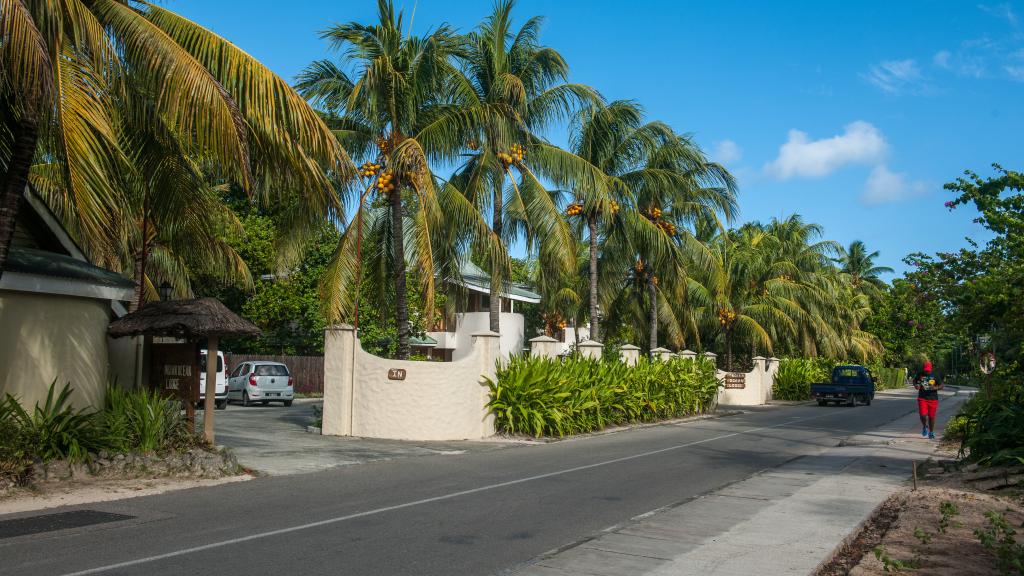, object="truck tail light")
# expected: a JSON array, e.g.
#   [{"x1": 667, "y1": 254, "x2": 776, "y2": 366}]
[{"x1": 287, "y1": 377, "x2": 294, "y2": 387}]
